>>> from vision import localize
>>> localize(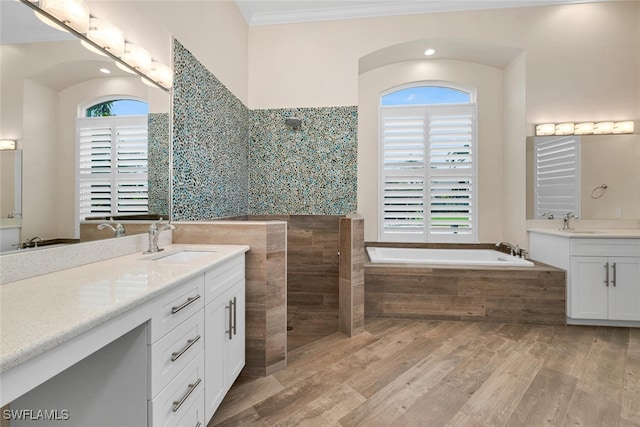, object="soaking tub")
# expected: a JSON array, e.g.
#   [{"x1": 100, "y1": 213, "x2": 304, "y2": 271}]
[{"x1": 366, "y1": 246, "x2": 534, "y2": 267}]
